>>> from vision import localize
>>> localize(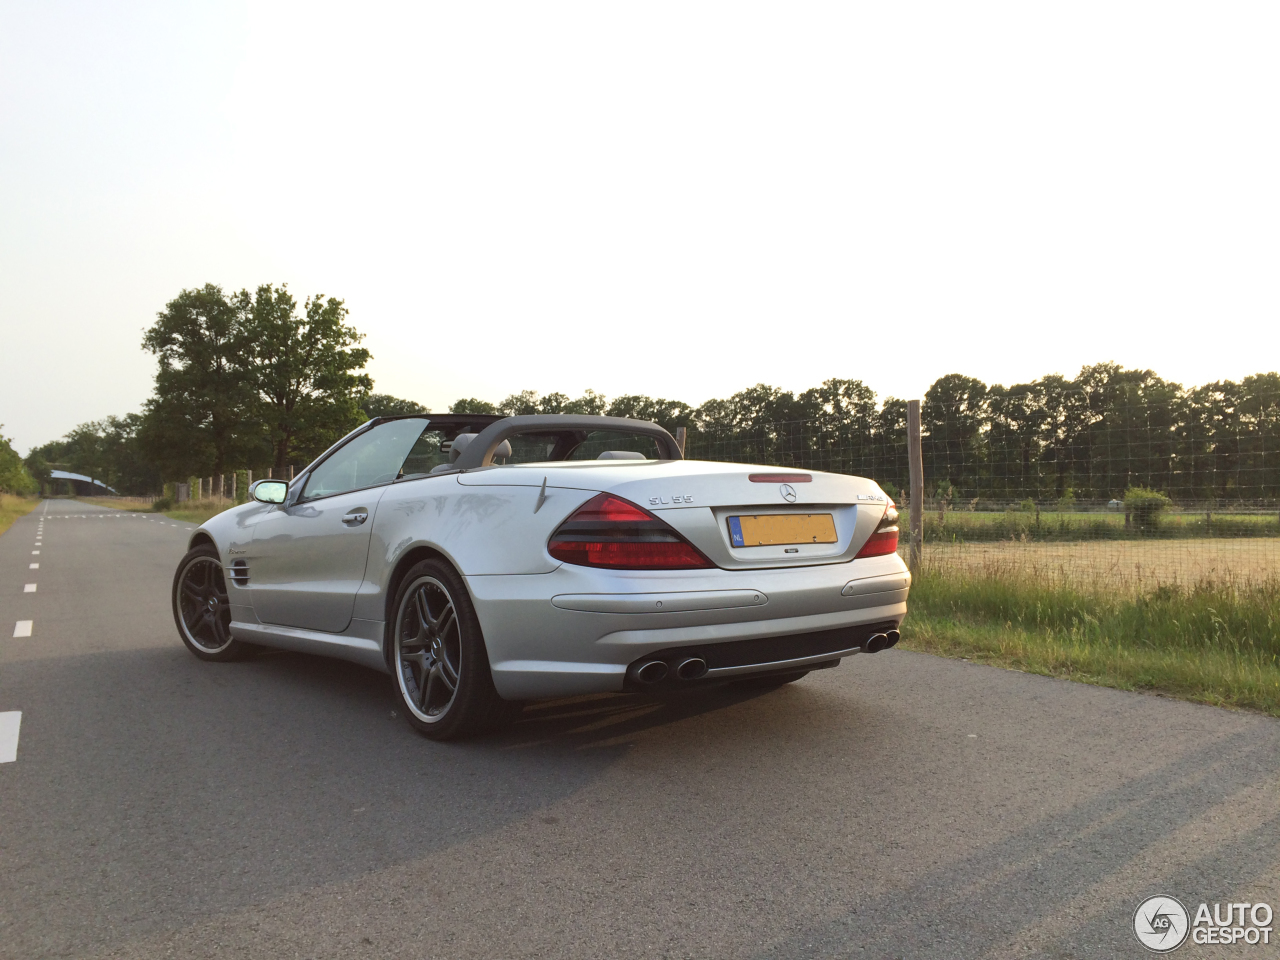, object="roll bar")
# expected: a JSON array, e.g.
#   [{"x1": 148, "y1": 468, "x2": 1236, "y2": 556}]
[{"x1": 451, "y1": 415, "x2": 683, "y2": 469}]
